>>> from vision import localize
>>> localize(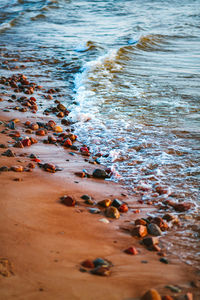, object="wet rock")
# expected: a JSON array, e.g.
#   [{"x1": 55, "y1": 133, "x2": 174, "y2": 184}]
[
  {"x1": 36, "y1": 129, "x2": 46, "y2": 136},
  {"x1": 81, "y1": 194, "x2": 91, "y2": 201},
  {"x1": 89, "y1": 208, "x2": 100, "y2": 214},
  {"x1": 27, "y1": 162, "x2": 35, "y2": 169},
  {"x1": 142, "y1": 237, "x2": 159, "y2": 247},
  {"x1": 90, "y1": 266, "x2": 111, "y2": 276},
  {"x1": 57, "y1": 103, "x2": 66, "y2": 111},
  {"x1": 173, "y1": 202, "x2": 192, "y2": 212},
  {"x1": 7, "y1": 121, "x2": 15, "y2": 130},
  {"x1": 21, "y1": 138, "x2": 31, "y2": 147},
  {"x1": 124, "y1": 246, "x2": 138, "y2": 255},
  {"x1": 43, "y1": 163, "x2": 56, "y2": 173},
  {"x1": 81, "y1": 259, "x2": 95, "y2": 269},
  {"x1": 0, "y1": 166, "x2": 9, "y2": 172},
  {"x1": 47, "y1": 120, "x2": 56, "y2": 128},
  {"x1": 159, "y1": 257, "x2": 169, "y2": 264},
  {"x1": 30, "y1": 137, "x2": 38, "y2": 144},
  {"x1": 147, "y1": 223, "x2": 162, "y2": 236},
  {"x1": 105, "y1": 206, "x2": 120, "y2": 219},
  {"x1": 111, "y1": 198, "x2": 122, "y2": 208},
  {"x1": 132, "y1": 225, "x2": 148, "y2": 238},
  {"x1": 0, "y1": 144, "x2": 7, "y2": 149},
  {"x1": 9, "y1": 131, "x2": 21, "y2": 138},
  {"x1": 151, "y1": 217, "x2": 169, "y2": 231},
  {"x1": 11, "y1": 165, "x2": 24, "y2": 172},
  {"x1": 93, "y1": 258, "x2": 111, "y2": 268},
  {"x1": 14, "y1": 141, "x2": 24, "y2": 148},
  {"x1": 135, "y1": 219, "x2": 147, "y2": 226},
  {"x1": 29, "y1": 123, "x2": 39, "y2": 130},
  {"x1": 74, "y1": 171, "x2": 86, "y2": 178},
  {"x1": 165, "y1": 285, "x2": 181, "y2": 293},
  {"x1": 63, "y1": 139, "x2": 72, "y2": 147},
  {"x1": 93, "y1": 169, "x2": 107, "y2": 179},
  {"x1": 163, "y1": 213, "x2": 175, "y2": 222},
  {"x1": 118, "y1": 203, "x2": 128, "y2": 213},
  {"x1": 60, "y1": 195, "x2": 76, "y2": 207},
  {"x1": 2, "y1": 149, "x2": 16, "y2": 157},
  {"x1": 98, "y1": 199, "x2": 112, "y2": 208},
  {"x1": 57, "y1": 111, "x2": 65, "y2": 118},
  {"x1": 54, "y1": 125, "x2": 63, "y2": 133},
  {"x1": 141, "y1": 289, "x2": 161, "y2": 300}
]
